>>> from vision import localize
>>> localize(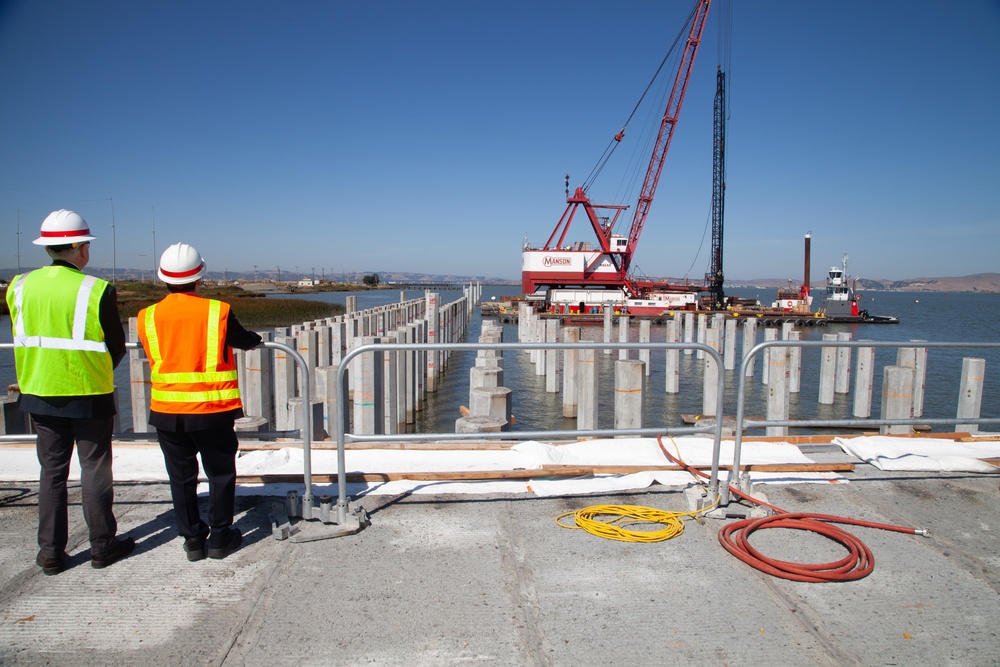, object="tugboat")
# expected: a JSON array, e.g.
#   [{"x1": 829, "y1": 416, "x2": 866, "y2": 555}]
[{"x1": 816, "y1": 254, "x2": 898, "y2": 324}]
